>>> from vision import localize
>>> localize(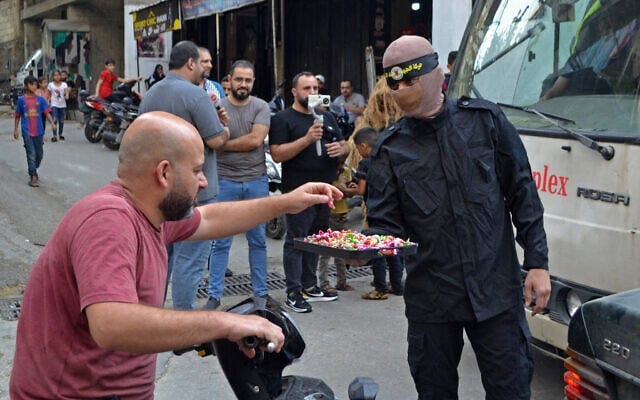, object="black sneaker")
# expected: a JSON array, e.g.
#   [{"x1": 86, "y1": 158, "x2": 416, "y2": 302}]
[
  {"x1": 302, "y1": 286, "x2": 338, "y2": 302},
  {"x1": 59, "y1": 135, "x2": 65, "y2": 141},
  {"x1": 204, "y1": 296, "x2": 220, "y2": 310},
  {"x1": 285, "y1": 291, "x2": 312, "y2": 313},
  {"x1": 225, "y1": 269, "x2": 233, "y2": 277},
  {"x1": 51, "y1": 136, "x2": 58, "y2": 142}
]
